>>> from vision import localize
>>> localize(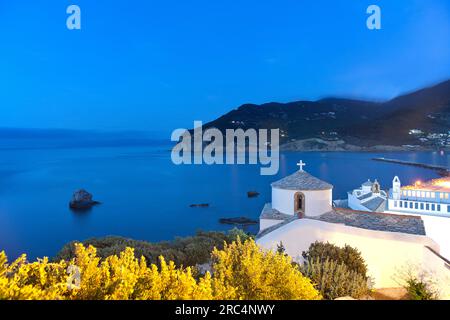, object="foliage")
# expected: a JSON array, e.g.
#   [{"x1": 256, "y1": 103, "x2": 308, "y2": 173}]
[
  {"x1": 301, "y1": 242, "x2": 370, "y2": 299},
  {"x1": 302, "y1": 241, "x2": 368, "y2": 278},
  {"x1": 399, "y1": 269, "x2": 439, "y2": 300},
  {"x1": 405, "y1": 278, "x2": 437, "y2": 300},
  {"x1": 227, "y1": 228, "x2": 253, "y2": 243},
  {"x1": 0, "y1": 238, "x2": 320, "y2": 300},
  {"x1": 276, "y1": 242, "x2": 286, "y2": 255},
  {"x1": 302, "y1": 257, "x2": 369, "y2": 300},
  {"x1": 0, "y1": 251, "x2": 69, "y2": 300},
  {"x1": 210, "y1": 238, "x2": 321, "y2": 300},
  {"x1": 55, "y1": 229, "x2": 253, "y2": 268},
  {"x1": 0, "y1": 245, "x2": 212, "y2": 300}
]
